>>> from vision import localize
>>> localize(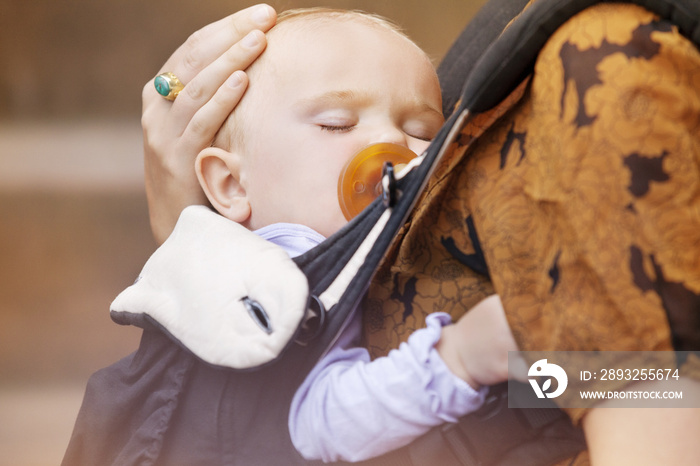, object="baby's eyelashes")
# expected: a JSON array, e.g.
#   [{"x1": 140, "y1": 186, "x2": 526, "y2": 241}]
[
  {"x1": 408, "y1": 133, "x2": 433, "y2": 142},
  {"x1": 403, "y1": 119, "x2": 442, "y2": 143},
  {"x1": 319, "y1": 124, "x2": 355, "y2": 133}
]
